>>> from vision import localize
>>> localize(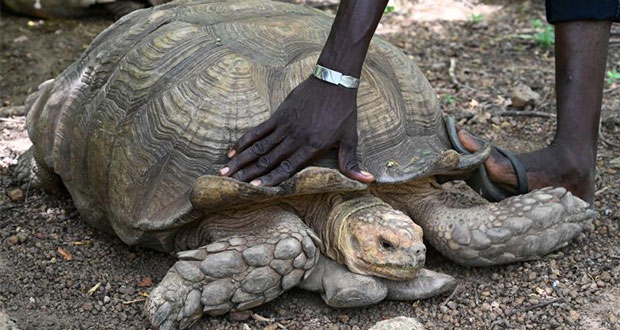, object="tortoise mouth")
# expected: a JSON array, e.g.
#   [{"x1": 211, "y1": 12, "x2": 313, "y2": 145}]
[{"x1": 357, "y1": 256, "x2": 424, "y2": 280}]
